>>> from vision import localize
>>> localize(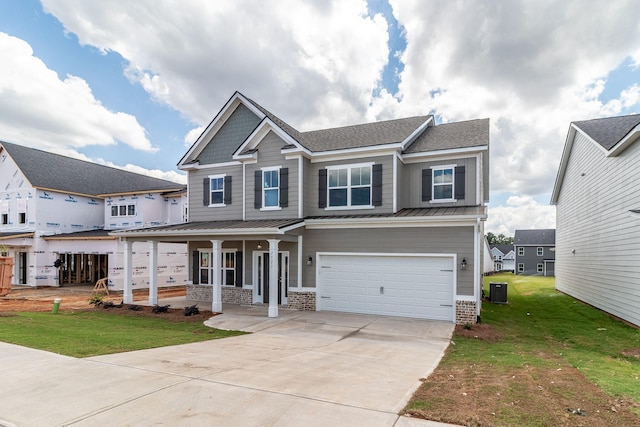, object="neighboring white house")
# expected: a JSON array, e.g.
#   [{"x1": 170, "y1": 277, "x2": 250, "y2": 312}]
[
  {"x1": 483, "y1": 238, "x2": 494, "y2": 274},
  {"x1": 551, "y1": 113, "x2": 640, "y2": 327},
  {"x1": 490, "y1": 244, "x2": 515, "y2": 272},
  {"x1": 0, "y1": 141, "x2": 188, "y2": 291}
]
